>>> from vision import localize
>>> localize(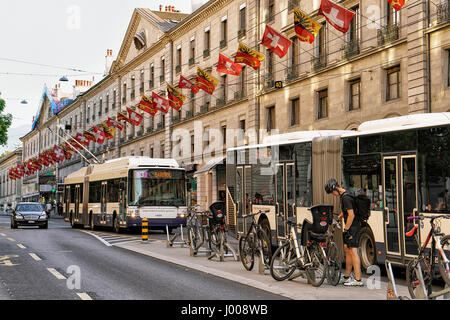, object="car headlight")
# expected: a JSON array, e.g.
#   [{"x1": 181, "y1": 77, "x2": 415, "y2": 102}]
[{"x1": 15, "y1": 215, "x2": 24, "y2": 220}]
